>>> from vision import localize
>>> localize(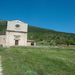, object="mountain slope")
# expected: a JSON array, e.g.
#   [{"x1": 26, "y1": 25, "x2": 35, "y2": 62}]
[{"x1": 28, "y1": 25, "x2": 56, "y2": 33}]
